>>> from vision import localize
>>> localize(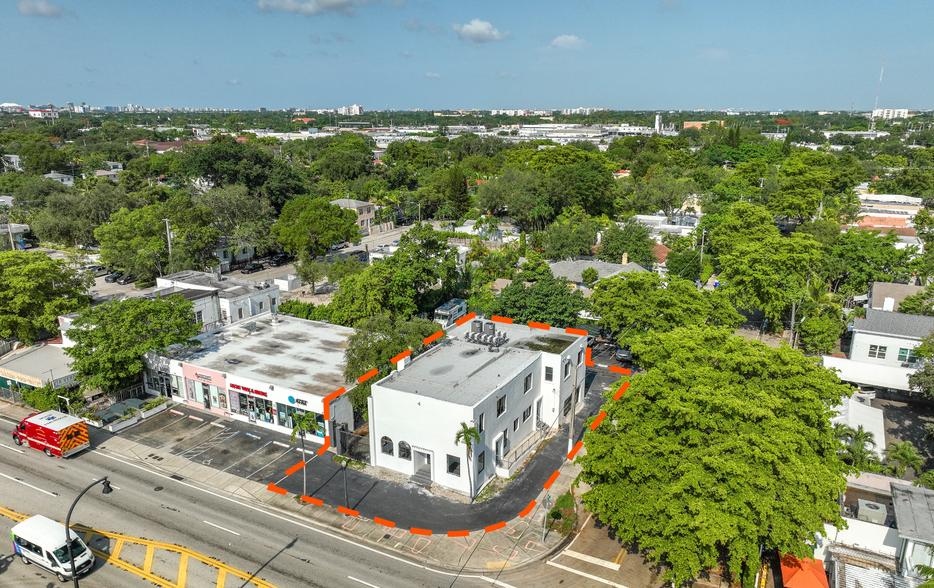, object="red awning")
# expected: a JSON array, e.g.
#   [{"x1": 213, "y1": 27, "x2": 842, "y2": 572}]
[{"x1": 780, "y1": 554, "x2": 829, "y2": 588}]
